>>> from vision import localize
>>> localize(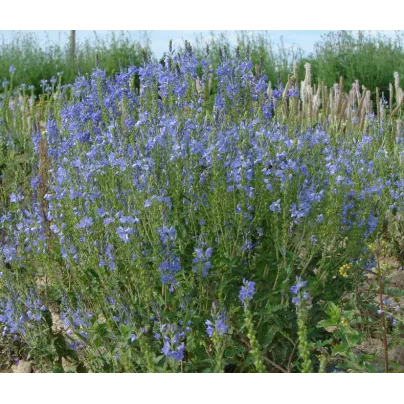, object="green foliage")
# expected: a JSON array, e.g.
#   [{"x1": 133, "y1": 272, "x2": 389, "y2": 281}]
[{"x1": 0, "y1": 31, "x2": 148, "y2": 96}]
